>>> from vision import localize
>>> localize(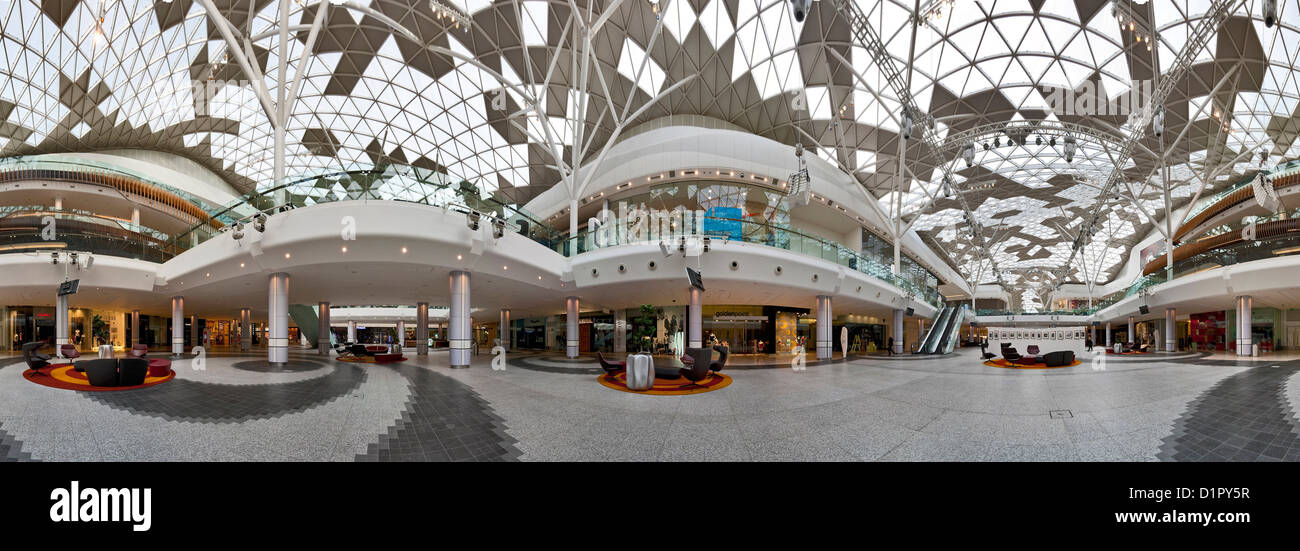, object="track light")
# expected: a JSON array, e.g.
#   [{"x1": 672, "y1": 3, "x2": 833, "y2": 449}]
[
  {"x1": 962, "y1": 143, "x2": 975, "y2": 168},
  {"x1": 254, "y1": 213, "x2": 266, "y2": 233},
  {"x1": 900, "y1": 108, "x2": 915, "y2": 140},
  {"x1": 466, "y1": 210, "x2": 481, "y2": 230},
  {"x1": 492, "y1": 217, "x2": 505, "y2": 239},
  {"x1": 70, "y1": 252, "x2": 78, "y2": 267},
  {"x1": 51, "y1": 252, "x2": 60, "y2": 265},
  {"x1": 232, "y1": 222, "x2": 245, "y2": 240},
  {"x1": 1063, "y1": 136, "x2": 1077, "y2": 163}
]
